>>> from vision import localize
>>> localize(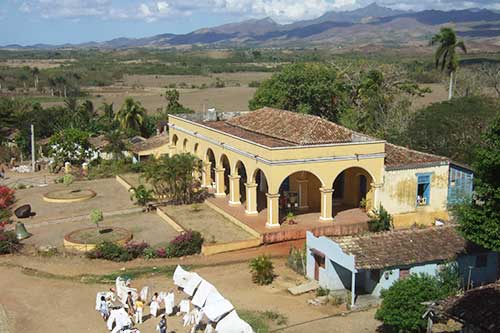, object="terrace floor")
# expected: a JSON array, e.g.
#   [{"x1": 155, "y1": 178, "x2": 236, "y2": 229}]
[{"x1": 207, "y1": 195, "x2": 370, "y2": 243}]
